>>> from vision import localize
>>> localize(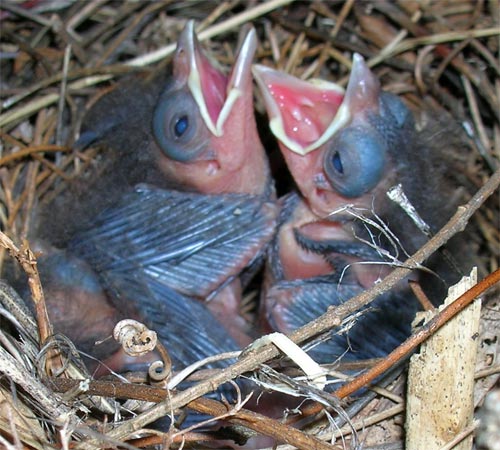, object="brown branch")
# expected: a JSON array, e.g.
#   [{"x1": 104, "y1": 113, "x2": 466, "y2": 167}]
[
  {"x1": 47, "y1": 378, "x2": 334, "y2": 450},
  {"x1": 373, "y1": 2, "x2": 500, "y2": 121},
  {"x1": 186, "y1": 397, "x2": 334, "y2": 450},
  {"x1": 334, "y1": 268, "x2": 500, "y2": 399},
  {"x1": 0, "y1": 144, "x2": 71, "y2": 166},
  {"x1": 94, "y1": 1, "x2": 170, "y2": 67},
  {"x1": 47, "y1": 378, "x2": 169, "y2": 403},
  {"x1": 0, "y1": 232, "x2": 52, "y2": 345},
  {"x1": 409, "y1": 280, "x2": 434, "y2": 311},
  {"x1": 127, "y1": 430, "x2": 219, "y2": 448},
  {"x1": 0, "y1": 232, "x2": 63, "y2": 376},
  {"x1": 1, "y1": 65, "x2": 139, "y2": 111}
]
